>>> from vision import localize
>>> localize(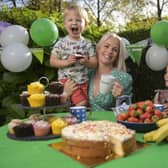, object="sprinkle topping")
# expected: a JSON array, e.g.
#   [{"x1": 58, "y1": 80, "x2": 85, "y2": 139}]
[{"x1": 62, "y1": 120, "x2": 135, "y2": 142}]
